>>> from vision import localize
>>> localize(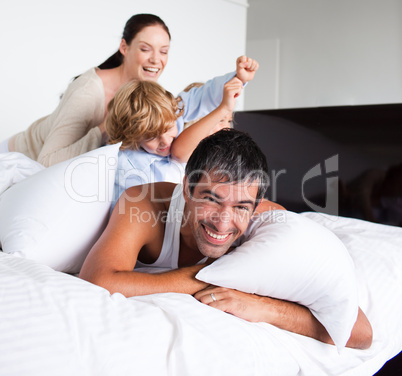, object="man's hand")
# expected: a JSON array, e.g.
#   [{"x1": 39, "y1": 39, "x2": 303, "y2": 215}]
[
  {"x1": 236, "y1": 55, "x2": 259, "y2": 84},
  {"x1": 194, "y1": 286, "x2": 269, "y2": 322},
  {"x1": 194, "y1": 285, "x2": 373, "y2": 349}
]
